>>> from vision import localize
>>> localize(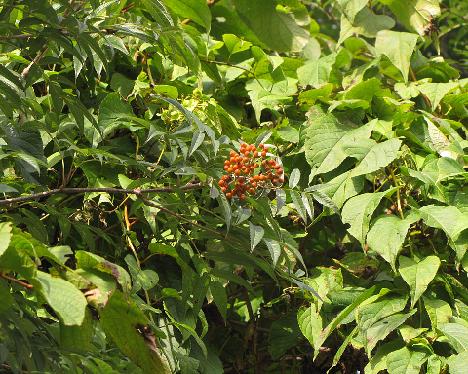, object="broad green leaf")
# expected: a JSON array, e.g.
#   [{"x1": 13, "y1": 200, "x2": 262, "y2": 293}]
[
  {"x1": 375, "y1": 30, "x2": 419, "y2": 83},
  {"x1": 339, "y1": 7, "x2": 395, "y2": 45},
  {"x1": 365, "y1": 340, "x2": 405, "y2": 374},
  {"x1": 246, "y1": 77, "x2": 297, "y2": 122},
  {"x1": 314, "y1": 286, "x2": 377, "y2": 358},
  {"x1": 365, "y1": 310, "x2": 416, "y2": 354},
  {"x1": 35, "y1": 272, "x2": 87, "y2": 326},
  {"x1": 249, "y1": 222, "x2": 264, "y2": 252},
  {"x1": 311, "y1": 171, "x2": 364, "y2": 209},
  {"x1": 268, "y1": 314, "x2": 301, "y2": 359},
  {"x1": 0, "y1": 222, "x2": 12, "y2": 258},
  {"x1": 341, "y1": 189, "x2": 397, "y2": 246},
  {"x1": 356, "y1": 296, "x2": 408, "y2": 335},
  {"x1": 297, "y1": 304, "x2": 322, "y2": 351},
  {"x1": 386, "y1": 346, "x2": 429, "y2": 374},
  {"x1": 419, "y1": 205, "x2": 468, "y2": 261},
  {"x1": 305, "y1": 267, "x2": 343, "y2": 311},
  {"x1": 304, "y1": 109, "x2": 374, "y2": 176},
  {"x1": 426, "y1": 355, "x2": 443, "y2": 374},
  {"x1": 351, "y1": 138, "x2": 402, "y2": 177},
  {"x1": 439, "y1": 323, "x2": 468, "y2": 353},
  {"x1": 367, "y1": 214, "x2": 417, "y2": 270},
  {"x1": 336, "y1": 0, "x2": 368, "y2": 21},
  {"x1": 398, "y1": 255, "x2": 440, "y2": 307},
  {"x1": 423, "y1": 296, "x2": 452, "y2": 328},
  {"x1": 417, "y1": 82, "x2": 459, "y2": 111},
  {"x1": 447, "y1": 351, "x2": 468, "y2": 374},
  {"x1": 380, "y1": 0, "x2": 440, "y2": 36},
  {"x1": 164, "y1": 0, "x2": 211, "y2": 30},
  {"x1": 101, "y1": 290, "x2": 170, "y2": 373},
  {"x1": 233, "y1": 0, "x2": 310, "y2": 52},
  {"x1": 297, "y1": 53, "x2": 337, "y2": 88},
  {"x1": 60, "y1": 309, "x2": 95, "y2": 353}
]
